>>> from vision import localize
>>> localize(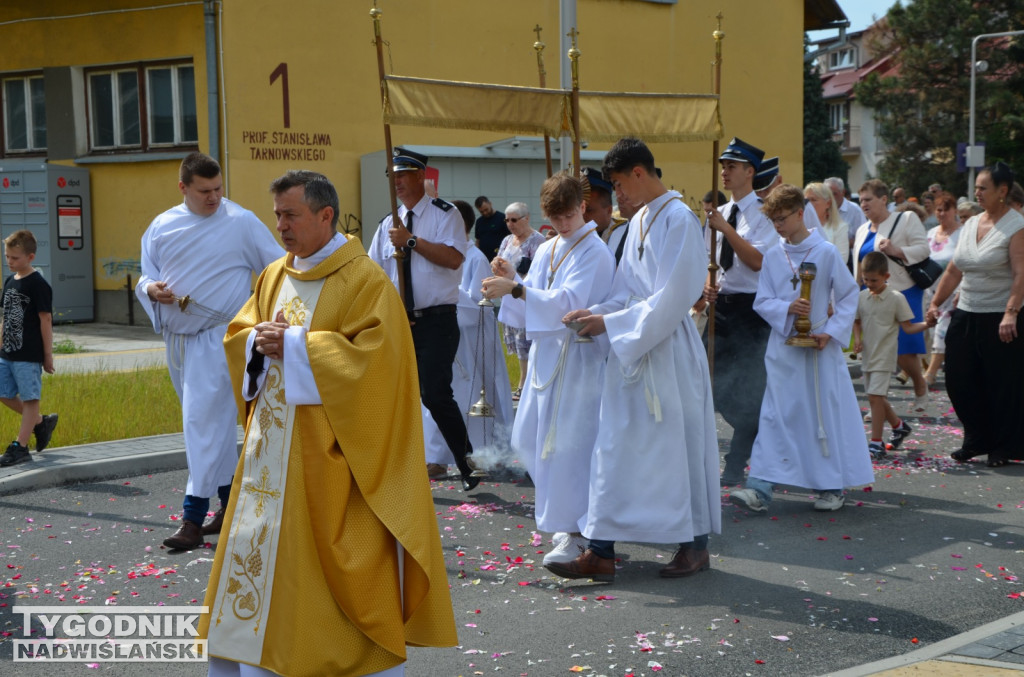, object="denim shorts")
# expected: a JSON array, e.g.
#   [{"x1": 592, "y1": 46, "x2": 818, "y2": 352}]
[{"x1": 0, "y1": 358, "x2": 42, "y2": 401}]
